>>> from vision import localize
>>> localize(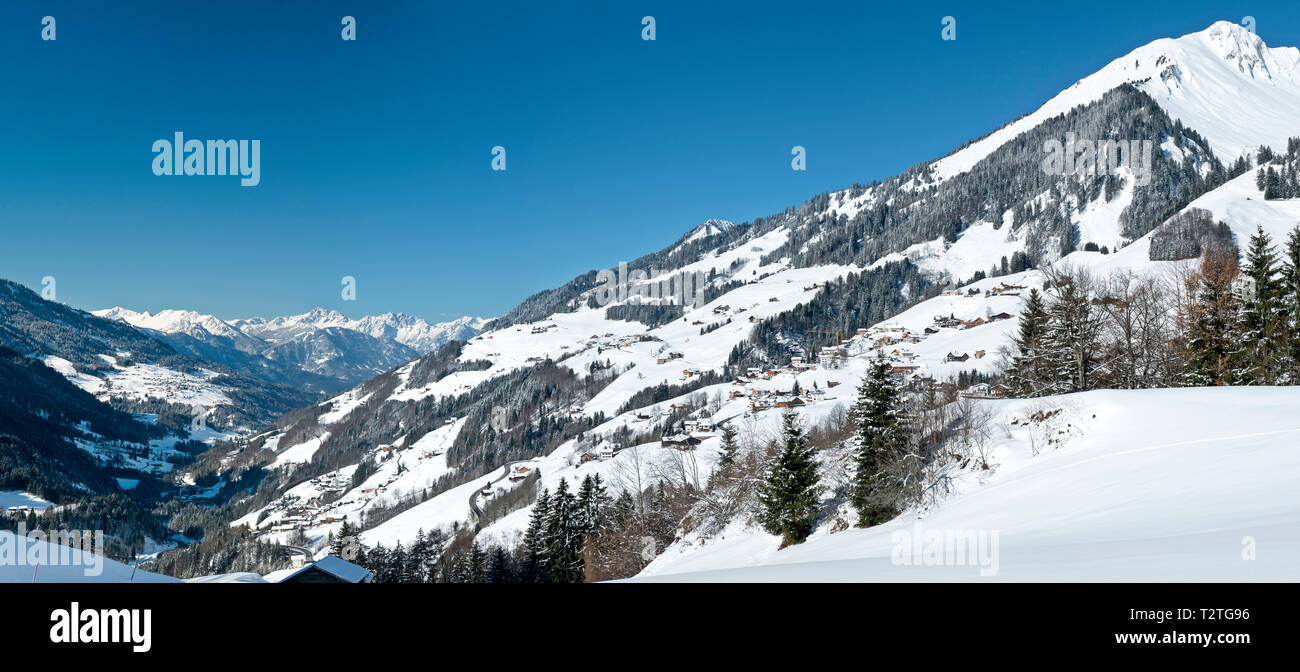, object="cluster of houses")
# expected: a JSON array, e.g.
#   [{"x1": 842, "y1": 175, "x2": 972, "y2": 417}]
[
  {"x1": 586, "y1": 332, "x2": 649, "y2": 353},
  {"x1": 986, "y1": 282, "x2": 1026, "y2": 297},
  {"x1": 257, "y1": 439, "x2": 445, "y2": 536},
  {"x1": 4, "y1": 505, "x2": 40, "y2": 517},
  {"x1": 928, "y1": 311, "x2": 1014, "y2": 331}
]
